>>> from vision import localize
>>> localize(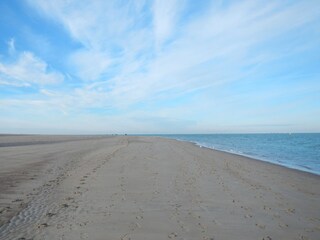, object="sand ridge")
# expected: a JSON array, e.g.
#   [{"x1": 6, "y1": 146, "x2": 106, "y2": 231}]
[{"x1": 0, "y1": 136, "x2": 319, "y2": 239}]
